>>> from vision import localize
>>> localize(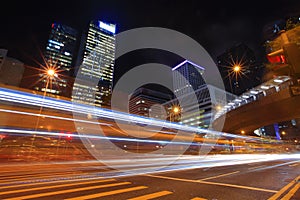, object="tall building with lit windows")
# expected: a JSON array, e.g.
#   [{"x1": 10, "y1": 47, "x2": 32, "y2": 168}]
[
  {"x1": 129, "y1": 87, "x2": 173, "y2": 118},
  {"x1": 172, "y1": 60, "x2": 206, "y2": 96},
  {"x1": 35, "y1": 23, "x2": 78, "y2": 97},
  {"x1": 166, "y1": 60, "x2": 213, "y2": 129},
  {"x1": 72, "y1": 20, "x2": 116, "y2": 108}
]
